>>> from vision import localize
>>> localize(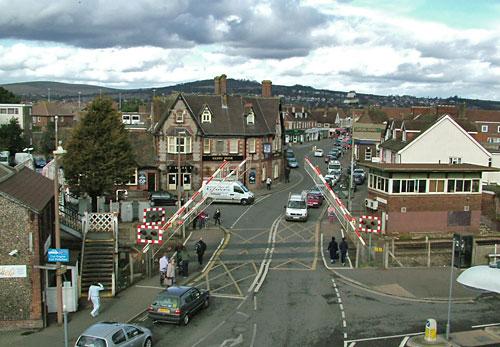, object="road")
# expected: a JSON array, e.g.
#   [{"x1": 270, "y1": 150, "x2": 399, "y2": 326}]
[{"x1": 129, "y1": 139, "x2": 500, "y2": 347}]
